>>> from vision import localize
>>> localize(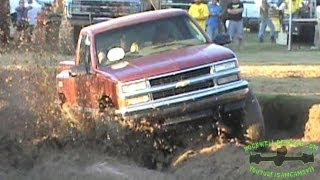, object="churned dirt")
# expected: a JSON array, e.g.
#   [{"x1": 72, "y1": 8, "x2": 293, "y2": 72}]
[
  {"x1": 242, "y1": 65, "x2": 320, "y2": 78},
  {"x1": 0, "y1": 49, "x2": 320, "y2": 180}
]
